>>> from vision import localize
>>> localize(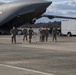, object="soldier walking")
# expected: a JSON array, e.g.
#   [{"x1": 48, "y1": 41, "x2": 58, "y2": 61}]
[
  {"x1": 23, "y1": 28, "x2": 28, "y2": 42},
  {"x1": 40, "y1": 28, "x2": 46, "y2": 42},
  {"x1": 45, "y1": 28, "x2": 49, "y2": 42},
  {"x1": 52, "y1": 28, "x2": 57, "y2": 41},
  {"x1": 10, "y1": 27, "x2": 17, "y2": 44},
  {"x1": 28, "y1": 27, "x2": 34, "y2": 43}
]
